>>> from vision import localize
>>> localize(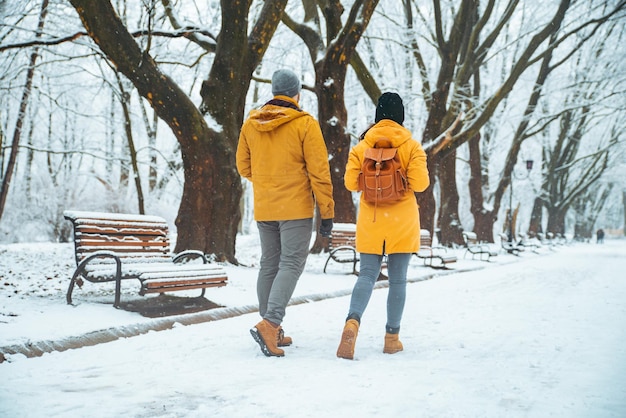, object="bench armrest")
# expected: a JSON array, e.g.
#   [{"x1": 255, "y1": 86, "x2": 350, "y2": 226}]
[
  {"x1": 173, "y1": 250, "x2": 209, "y2": 264},
  {"x1": 67, "y1": 251, "x2": 122, "y2": 306}
]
